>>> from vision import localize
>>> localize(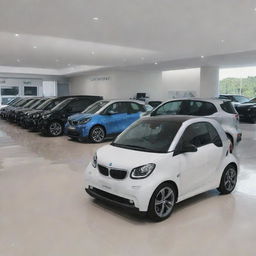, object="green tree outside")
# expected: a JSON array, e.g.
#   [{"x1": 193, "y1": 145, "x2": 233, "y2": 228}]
[{"x1": 220, "y1": 77, "x2": 256, "y2": 98}]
